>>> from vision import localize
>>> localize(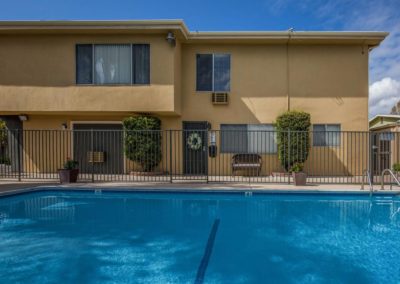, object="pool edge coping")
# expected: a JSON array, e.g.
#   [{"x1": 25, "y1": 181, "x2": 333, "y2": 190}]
[{"x1": 1, "y1": 184, "x2": 399, "y2": 198}]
